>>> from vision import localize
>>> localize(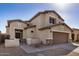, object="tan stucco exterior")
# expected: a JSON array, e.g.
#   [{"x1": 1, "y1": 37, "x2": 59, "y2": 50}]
[
  {"x1": 30, "y1": 12, "x2": 64, "y2": 29},
  {"x1": 6, "y1": 10, "x2": 73, "y2": 45},
  {"x1": 26, "y1": 27, "x2": 37, "y2": 38},
  {"x1": 44, "y1": 12, "x2": 64, "y2": 27},
  {"x1": 51, "y1": 25, "x2": 72, "y2": 42},
  {"x1": 6, "y1": 21, "x2": 27, "y2": 39},
  {"x1": 39, "y1": 24, "x2": 72, "y2": 44}
]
